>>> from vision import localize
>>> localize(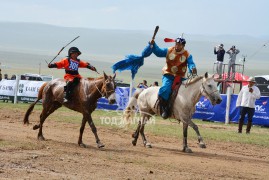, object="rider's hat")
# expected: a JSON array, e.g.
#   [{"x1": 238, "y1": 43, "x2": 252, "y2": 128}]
[
  {"x1": 247, "y1": 77, "x2": 256, "y2": 83},
  {"x1": 68, "y1": 47, "x2": 81, "y2": 56},
  {"x1": 175, "y1": 38, "x2": 186, "y2": 45}
]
